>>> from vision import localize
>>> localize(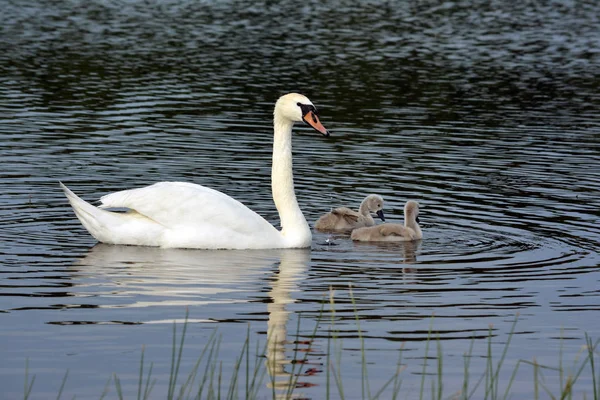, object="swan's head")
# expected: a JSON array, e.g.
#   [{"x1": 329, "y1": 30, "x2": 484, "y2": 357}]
[
  {"x1": 275, "y1": 93, "x2": 330, "y2": 136},
  {"x1": 364, "y1": 194, "x2": 385, "y2": 222},
  {"x1": 405, "y1": 200, "x2": 420, "y2": 224}
]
